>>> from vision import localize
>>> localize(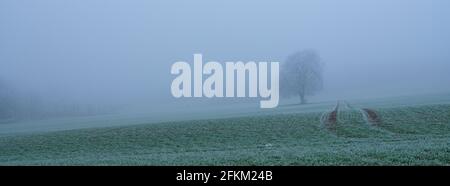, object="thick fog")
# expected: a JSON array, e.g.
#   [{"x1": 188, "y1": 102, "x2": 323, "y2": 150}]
[{"x1": 1, "y1": 0, "x2": 450, "y2": 119}]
